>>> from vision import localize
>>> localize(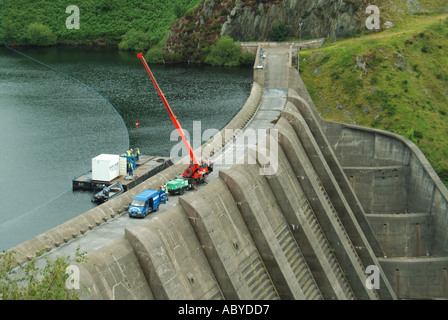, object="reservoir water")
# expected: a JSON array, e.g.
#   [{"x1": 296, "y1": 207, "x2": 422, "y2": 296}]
[{"x1": 0, "y1": 46, "x2": 253, "y2": 251}]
